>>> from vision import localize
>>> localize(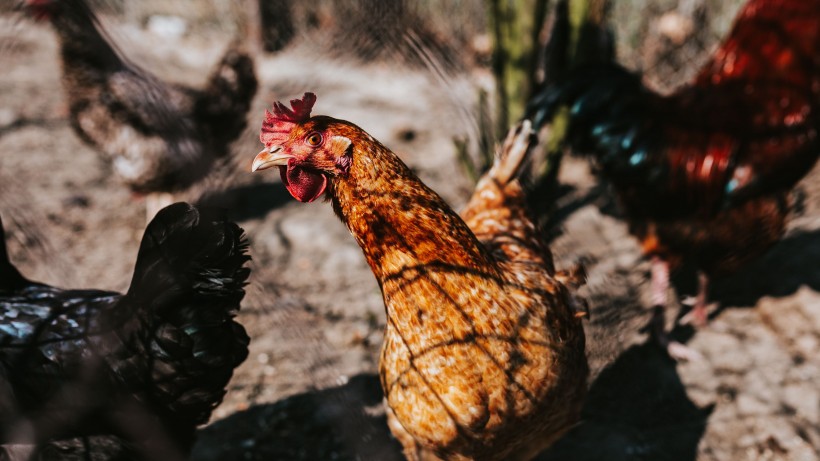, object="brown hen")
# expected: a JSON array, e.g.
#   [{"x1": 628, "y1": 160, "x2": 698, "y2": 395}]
[{"x1": 250, "y1": 93, "x2": 588, "y2": 460}]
